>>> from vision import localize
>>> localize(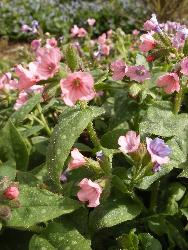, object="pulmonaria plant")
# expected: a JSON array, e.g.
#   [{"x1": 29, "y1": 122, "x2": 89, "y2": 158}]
[{"x1": 1, "y1": 14, "x2": 188, "y2": 250}]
